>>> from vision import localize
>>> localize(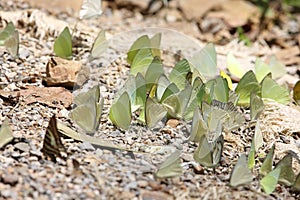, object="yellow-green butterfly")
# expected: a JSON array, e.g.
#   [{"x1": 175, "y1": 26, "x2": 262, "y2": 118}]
[
  {"x1": 260, "y1": 167, "x2": 281, "y2": 194},
  {"x1": 162, "y1": 83, "x2": 192, "y2": 119},
  {"x1": 155, "y1": 150, "x2": 183, "y2": 178},
  {"x1": 274, "y1": 153, "x2": 295, "y2": 186},
  {"x1": 145, "y1": 97, "x2": 167, "y2": 129},
  {"x1": 226, "y1": 52, "x2": 245, "y2": 79},
  {"x1": 235, "y1": 70, "x2": 260, "y2": 105},
  {"x1": 230, "y1": 154, "x2": 253, "y2": 187},
  {"x1": 260, "y1": 145, "x2": 275, "y2": 176},
  {"x1": 79, "y1": 0, "x2": 103, "y2": 20},
  {"x1": 261, "y1": 76, "x2": 290, "y2": 105},
  {"x1": 169, "y1": 59, "x2": 191, "y2": 90},
  {"x1": 70, "y1": 85, "x2": 103, "y2": 133},
  {"x1": 109, "y1": 92, "x2": 132, "y2": 130},
  {"x1": 42, "y1": 115, "x2": 67, "y2": 162},
  {"x1": 0, "y1": 118, "x2": 13, "y2": 148},
  {"x1": 144, "y1": 56, "x2": 164, "y2": 89},
  {"x1": 0, "y1": 22, "x2": 19, "y2": 57},
  {"x1": 193, "y1": 134, "x2": 224, "y2": 168},
  {"x1": 156, "y1": 74, "x2": 179, "y2": 103},
  {"x1": 54, "y1": 27, "x2": 72, "y2": 59},
  {"x1": 91, "y1": 30, "x2": 108, "y2": 58}
]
